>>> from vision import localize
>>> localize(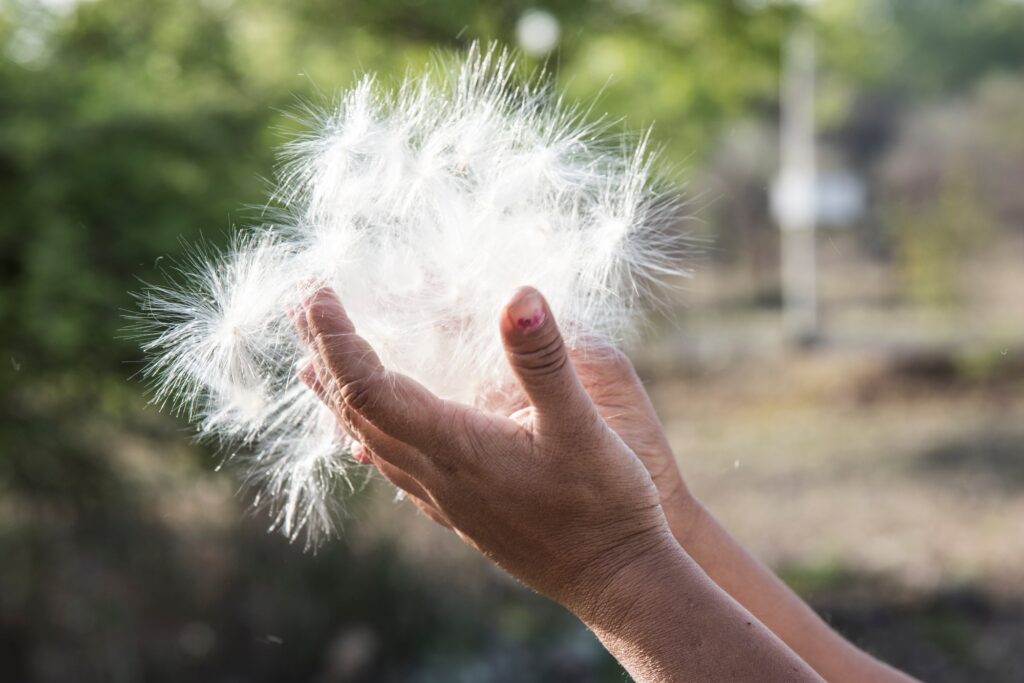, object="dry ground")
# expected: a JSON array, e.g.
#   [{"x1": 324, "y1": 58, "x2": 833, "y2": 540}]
[
  {"x1": 645, "y1": 349, "x2": 1024, "y2": 681},
  {"x1": 613, "y1": 237, "x2": 1024, "y2": 681}
]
